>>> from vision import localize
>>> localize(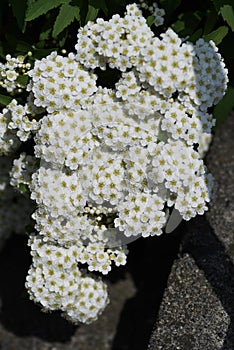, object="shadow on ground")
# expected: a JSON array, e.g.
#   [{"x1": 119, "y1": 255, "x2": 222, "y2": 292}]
[
  {"x1": 0, "y1": 234, "x2": 77, "y2": 343},
  {"x1": 111, "y1": 227, "x2": 183, "y2": 350},
  {"x1": 0, "y1": 226, "x2": 183, "y2": 349}
]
